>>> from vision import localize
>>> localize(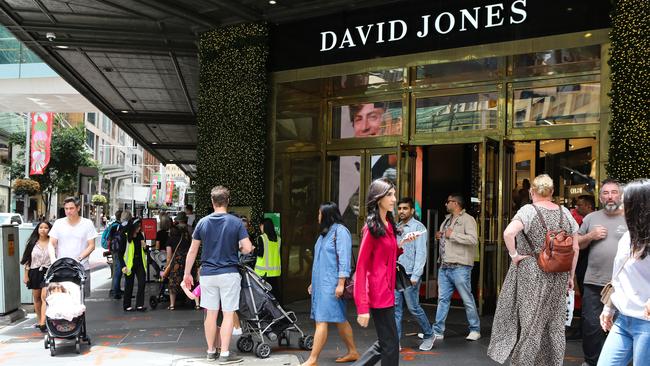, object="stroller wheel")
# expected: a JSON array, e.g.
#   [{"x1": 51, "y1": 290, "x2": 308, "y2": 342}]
[
  {"x1": 75, "y1": 337, "x2": 81, "y2": 354},
  {"x1": 299, "y1": 335, "x2": 314, "y2": 351},
  {"x1": 237, "y1": 336, "x2": 254, "y2": 353},
  {"x1": 49, "y1": 339, "x2": 56, "y2": 357},
  {"x1": 44, "y1": 335, "x2": 49, "y2": 349},
  {"x1": 254, "y1": 342, "x2": 271, "y2": 358},
  {"x1": 149, "y1": 296, "x2": 158, "y2": 309}
]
